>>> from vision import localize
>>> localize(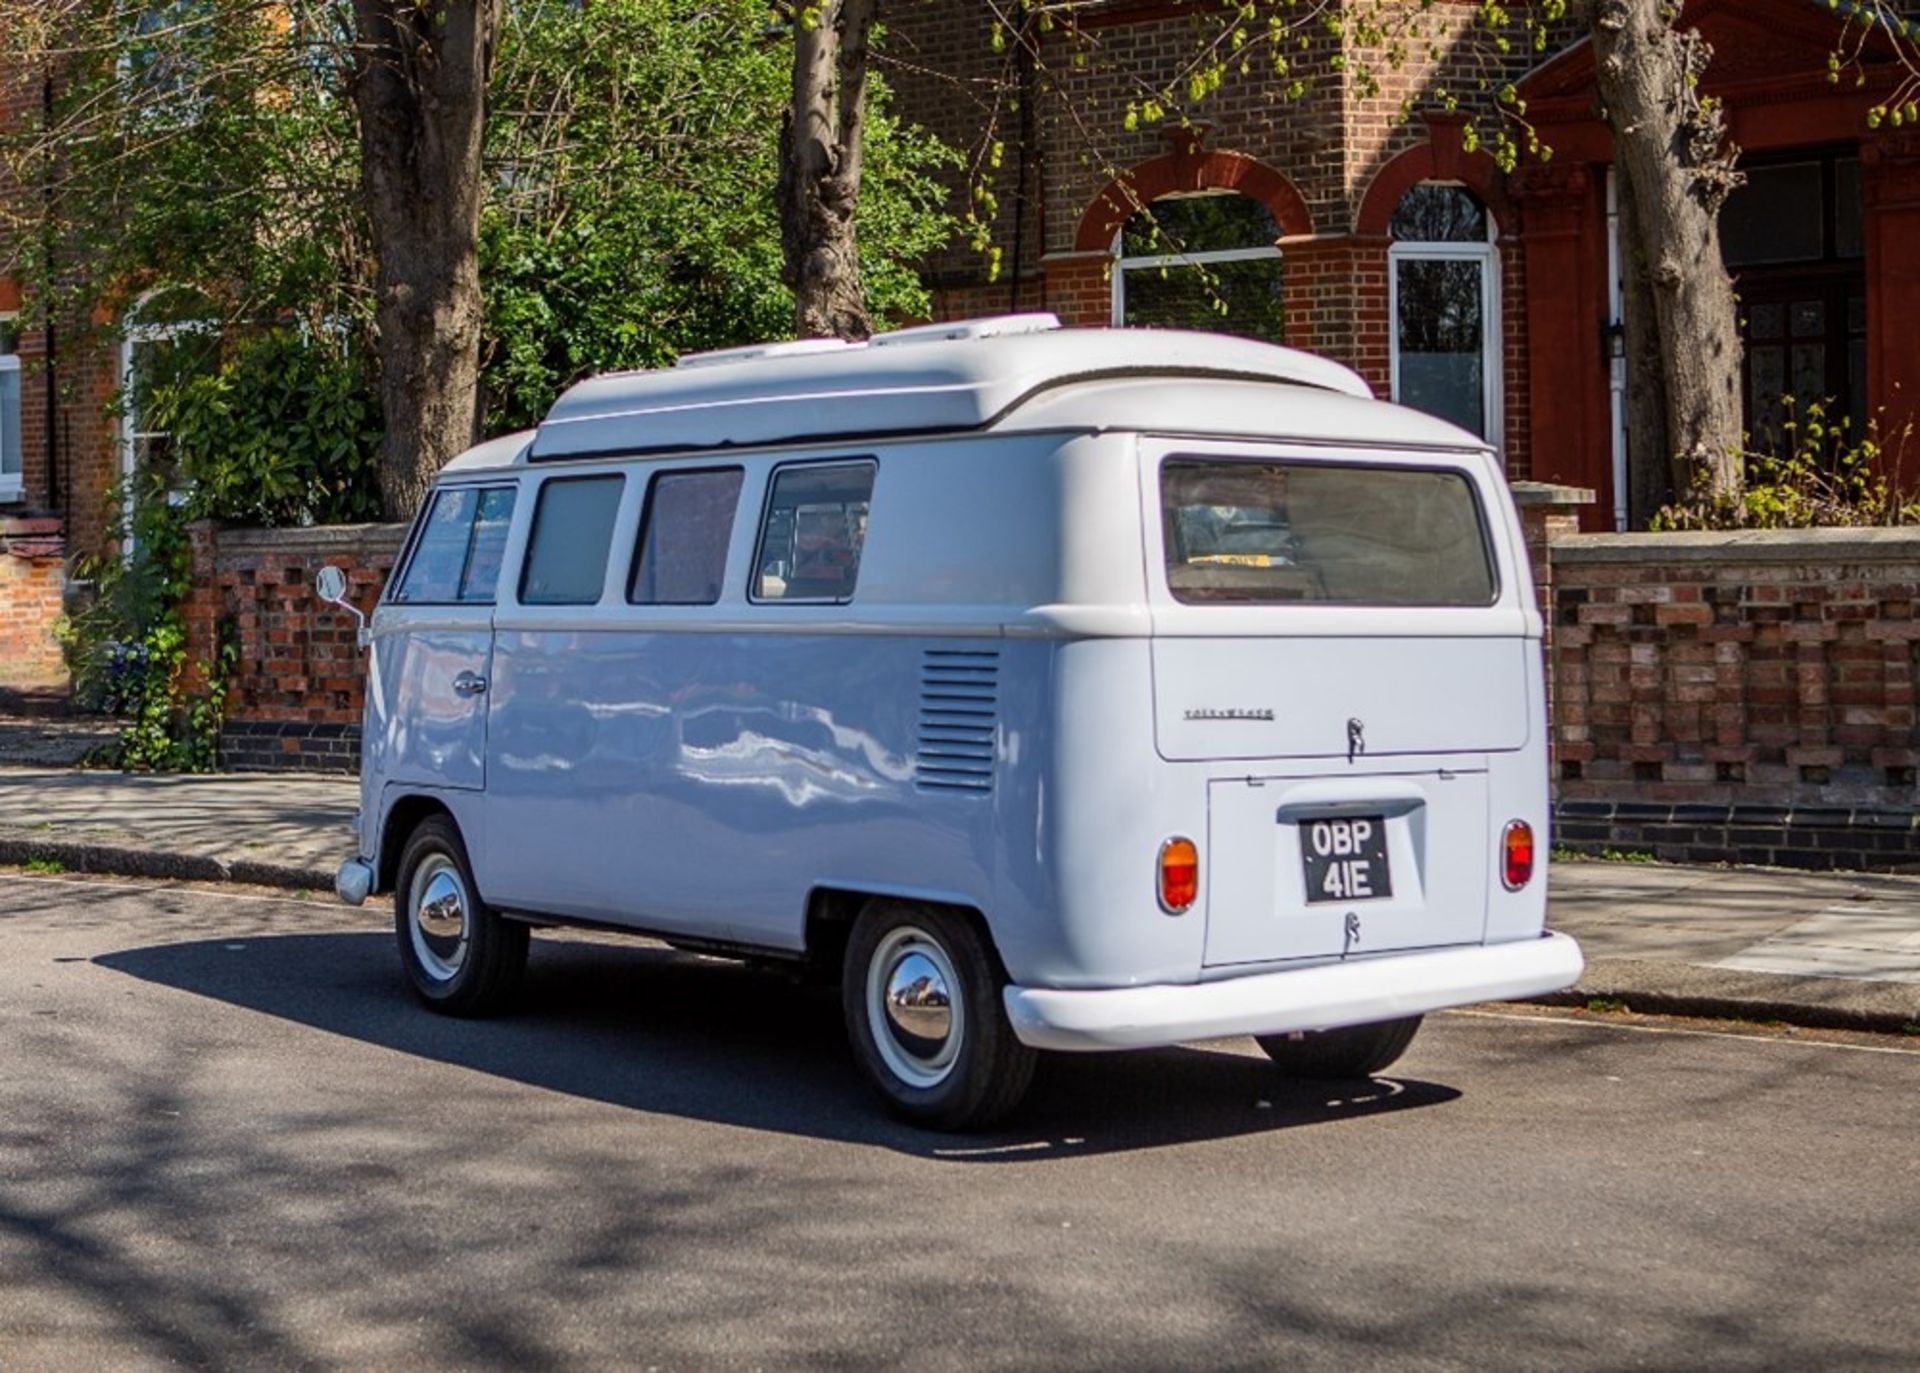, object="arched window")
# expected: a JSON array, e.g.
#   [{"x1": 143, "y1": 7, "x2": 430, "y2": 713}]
[
  {"x1": 1389, "y1": 184, "x2": 1500, "y2": 443},
  {"x1": 1113, "y1": 192, "x2": 1284, "y2": 344},
  {"x1": 121, "y1": 286, "x2": 219, "y2": 526}
]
